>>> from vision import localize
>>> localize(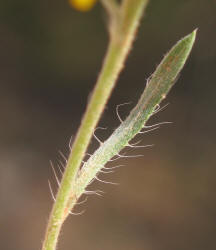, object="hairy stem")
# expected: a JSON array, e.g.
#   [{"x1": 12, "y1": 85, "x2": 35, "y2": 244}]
[
  {"x1": 67, "y1": 30, "x2": 197, "y2": 211},
  {"x1": 42, "y1": 1, "x2": 149, "y2": 250}
]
